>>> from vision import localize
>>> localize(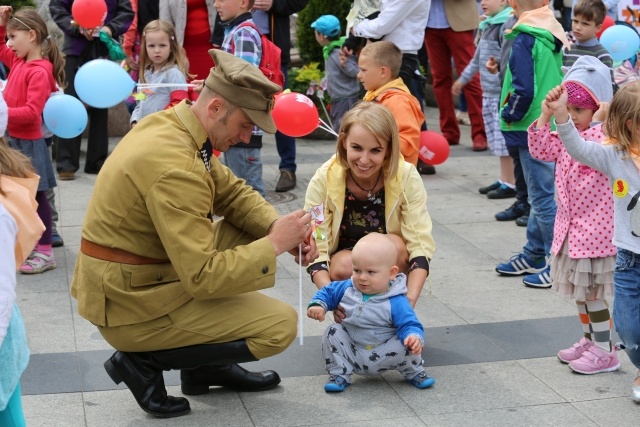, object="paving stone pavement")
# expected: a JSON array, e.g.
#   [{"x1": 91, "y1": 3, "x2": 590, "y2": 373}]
[{"x1": 16, "y1": 107, "x2": 640, "y2": 426}]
